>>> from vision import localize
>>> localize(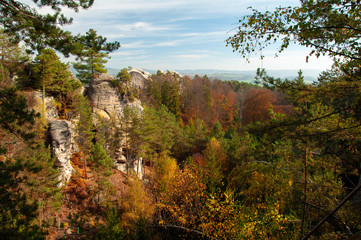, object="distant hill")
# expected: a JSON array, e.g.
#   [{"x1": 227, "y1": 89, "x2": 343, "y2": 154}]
[
  {"x1": 70, "y1": 67, "x2": 323, "y2": 83},
  {"x1": 174, "y1": 69, "x2": 322, "y2": 83}
]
